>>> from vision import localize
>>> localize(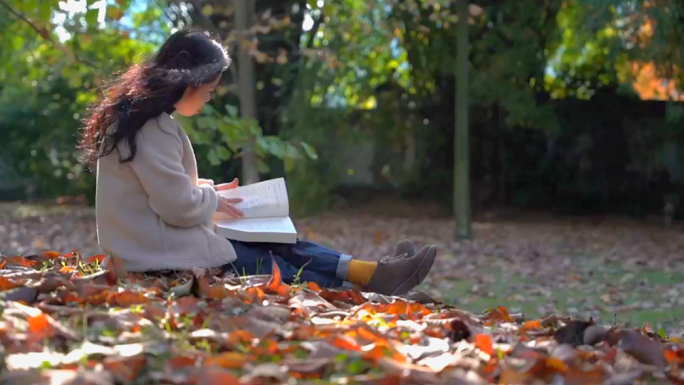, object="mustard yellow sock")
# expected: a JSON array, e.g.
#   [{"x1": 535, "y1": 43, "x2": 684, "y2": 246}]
[{"x1": 347, "y1": 260, "x2": 378, "y2": 287}]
